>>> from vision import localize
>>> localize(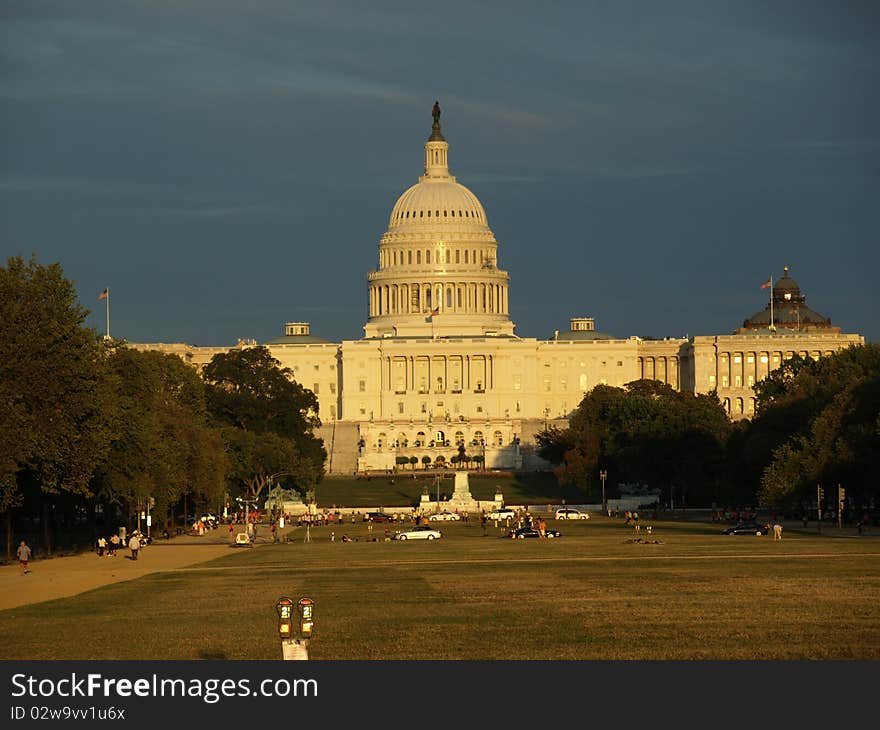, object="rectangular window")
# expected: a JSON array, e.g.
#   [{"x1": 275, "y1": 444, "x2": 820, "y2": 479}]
[
  {"x1": 560, "y1": 377, "x2": 567, "y2": 392},
  {"x1": 359, "y1": 380, "x2": 366, "y2": 392},
  {"x1": 617, "y1": 361, "x2": 623, "y2": 367},
  {"x1": 733, "y1": 355, "x2": 742, "y2": 364},
  {"x1": 721, "y1": 375, "x2": 729, "y2": 387},
  {"x1": 313, "y1": 383, "x2": 320, "y2": 394},
  {"x1": 543, "y1": 377, "x2": 551, "y2": 392},
  {"x1": 513, "y1": 375, "x2": 521, "y2": 391},
  {"x1": 330, "y1": 383, "x2": 336, "y2": 394},
  {"x1": 709, "y1": 374, "x2": 716, "y2": 386},
  {"x1": 746, "y1": 355, "x2": 754, "y2": 364},
  {"x1": 734, "y1": 375, "x2": 741, "y2": 387},
  {"x1": 314, "y1": 364, "x2": 320, "y2": 371},
  {"x1": 747, "y1": 375, "x2": 754, "y2": 387},
  {"x1": 420, "y1": 403, "x2": 427, "y2": 413},
  {"x1": 398, "y1": 402, "x2": 404, "y2": 414}
]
